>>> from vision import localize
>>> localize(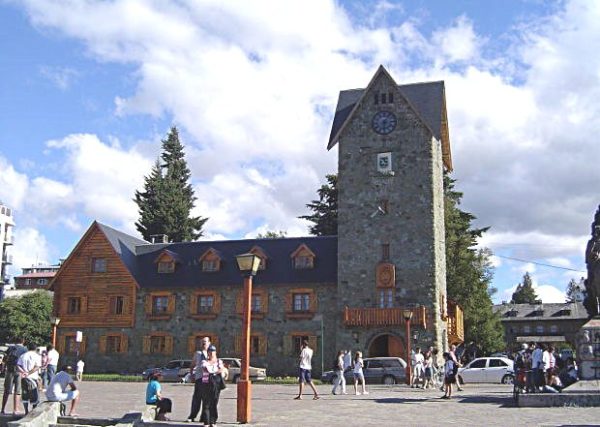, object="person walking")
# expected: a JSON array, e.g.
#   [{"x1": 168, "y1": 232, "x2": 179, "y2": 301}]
[
  {"x1": 423, "y1": 350, "x2": 434, "y2": 389},
  {"x1": 17, "y1": 343, "x2": 42, "y2": 414},
  {"x1": 187, "y1": 336, "x2": 211, "y2": 423},
  {"x1": 46, "y1": 365, "x2": 80, "y2": 416},
  {"x1": 353, "y1": 351, "x2": 368, "y2": 395},
  {"x1": 1, "y1": 337, "x2": 27, "y2": 415},
  {"x1": 146, "y1": 371, "x2": 172, "y2": 421},
  {"x1": 411, "y1": 347, "x2": 424, "y2": 388},
  {"x1": 199, "y1": 345, "x2": 224, "y2": 427},
  {"x1": 294, "y1": 340, "x2": 319, "y2": 400},
  {"x1": 75, "y1": 360, "x2": 85, "y2": 381},
  {"x1": 331, "y1": 350, "x2": 347, "y2": 395},
  {"x1": 46, "y1": 345, "x2": 60, "y2": 385},
  {"x1": 449, "y1": 344, "x2": 463, "y2": 391},
  {"x1": 441, "y1": 352, "x2": 456, "y2": 399},
  {"x1": 39, "y1": 348, "x2": 48, "y2": 391}
]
